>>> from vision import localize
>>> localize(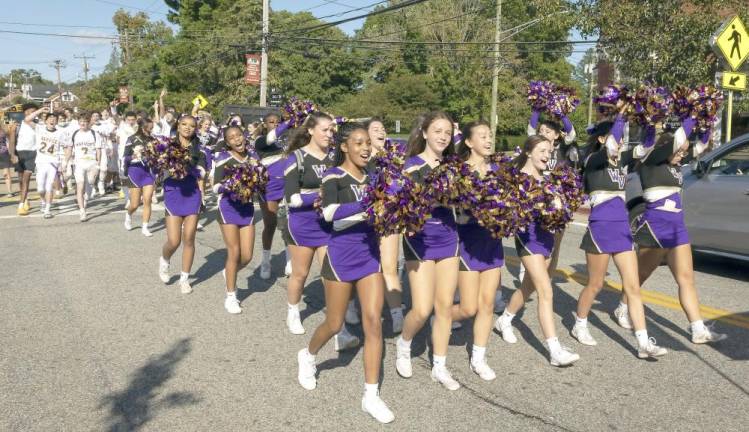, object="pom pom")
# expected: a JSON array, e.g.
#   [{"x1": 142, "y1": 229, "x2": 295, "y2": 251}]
[
  {"x1": 593, "y1": 85, "x2": 634, "y2": 117},
  {"x1": 527, "y1": 81, "x2": 580, "y2": 118},
  {"x1": 671, "y1": 85, "x2": 723, "y2": 133},
  {"x1": 537, "y1": 166, "x2": 586, "y2": 232},
  {"x1": 284, "y1": 97, "x2": 318, "y2": 127},
  {"x1": 216, "y1": 158, "x2": 269, "y2": 204},
  {"x1": 143, "y1": 136, "x2": 195, "y2": 180},
  {"x1": 631, "y1": 85, "x2": 672, "y2": 127}
]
